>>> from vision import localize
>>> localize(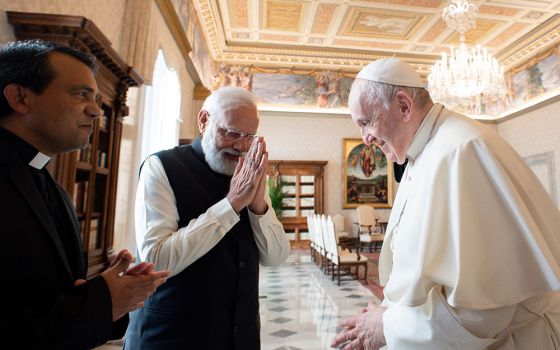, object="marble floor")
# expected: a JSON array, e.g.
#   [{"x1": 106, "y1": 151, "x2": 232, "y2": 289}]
[
  {"x1": 259, "y1": 249, "x2": 381, "y2": 350},
  {"x1": 96, "y1": 249, "x2": 380, "y2": 350}
]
